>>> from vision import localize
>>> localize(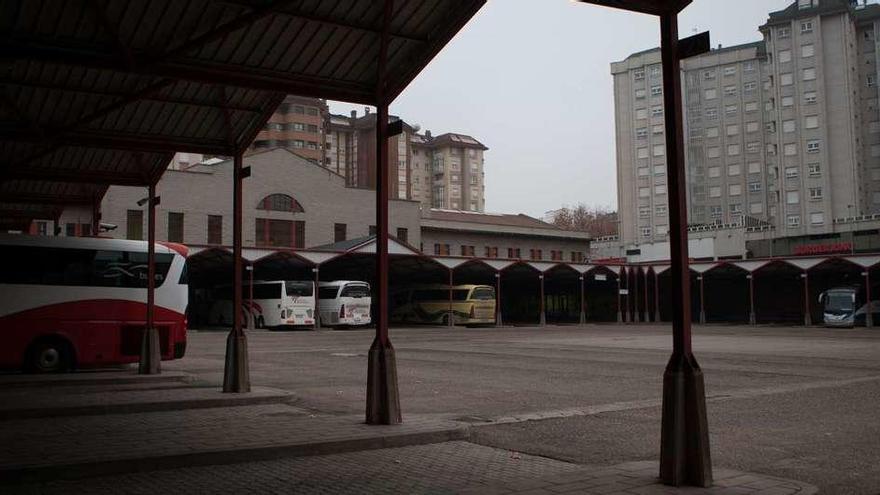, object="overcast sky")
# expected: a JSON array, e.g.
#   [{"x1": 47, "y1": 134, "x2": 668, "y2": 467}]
[{"x1": 329, "y1": 0, "x2": 793, "y2": 218}]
